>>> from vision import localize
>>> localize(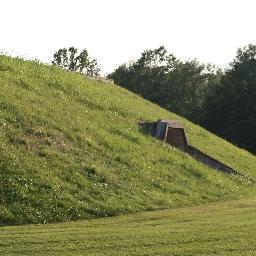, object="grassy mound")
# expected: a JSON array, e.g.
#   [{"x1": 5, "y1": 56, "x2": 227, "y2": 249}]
[{"x1": 0, "y1": 55, "x2": 255, "y2": 225}]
